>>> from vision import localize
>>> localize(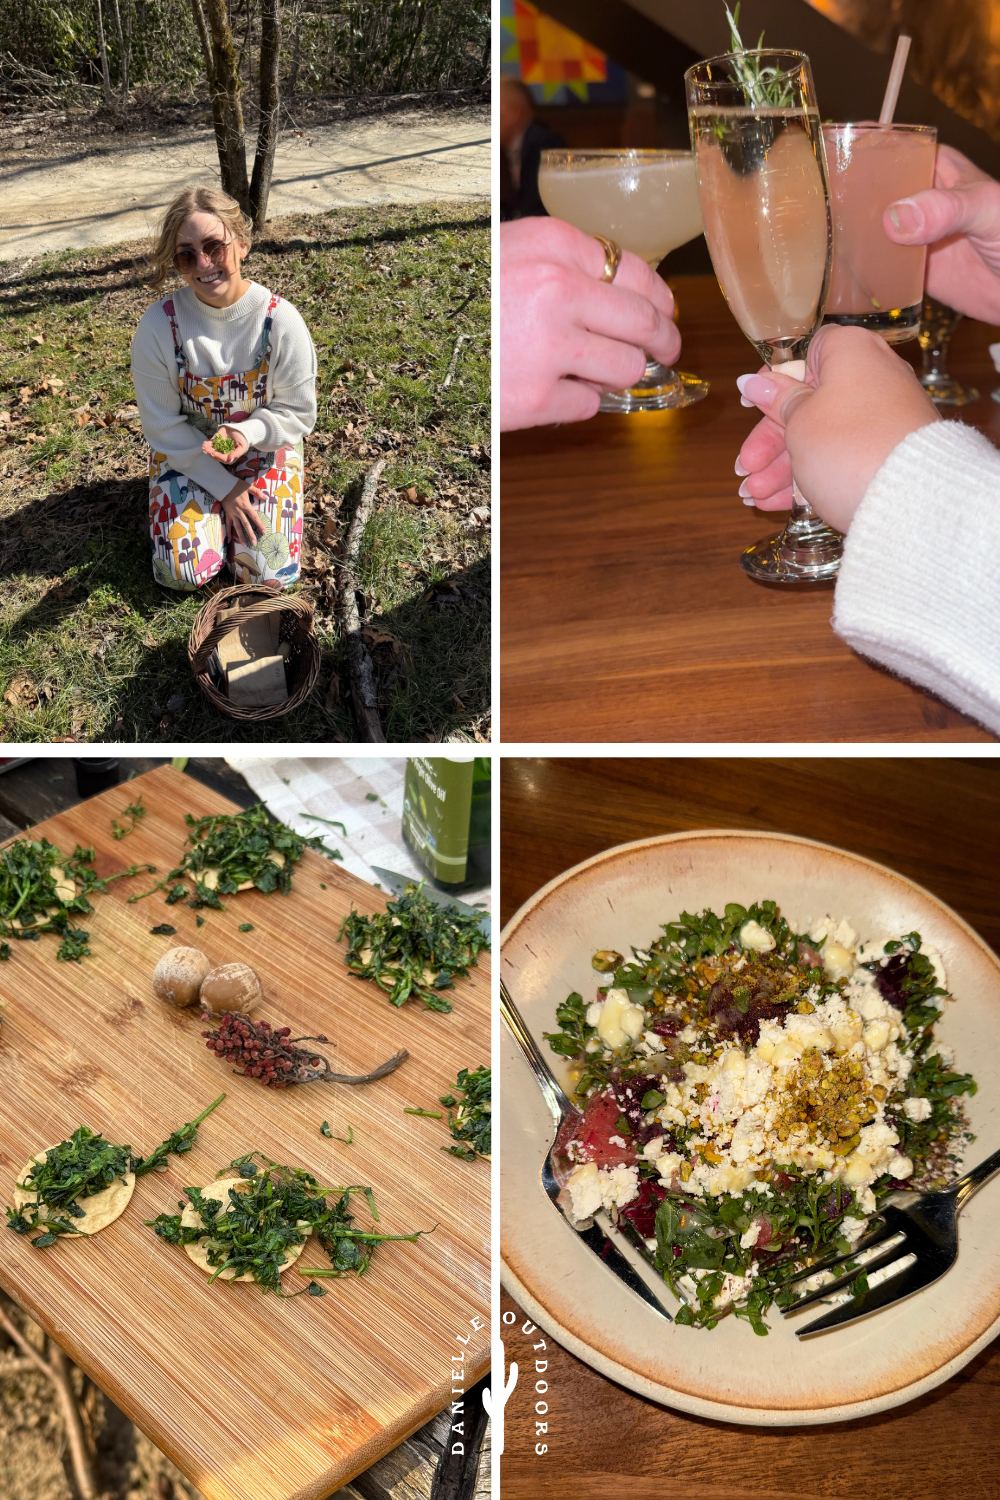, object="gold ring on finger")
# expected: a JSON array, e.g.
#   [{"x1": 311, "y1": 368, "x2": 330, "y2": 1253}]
[{"x1": 593, "y1": 235, "x2": 622, "y2": 284}]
